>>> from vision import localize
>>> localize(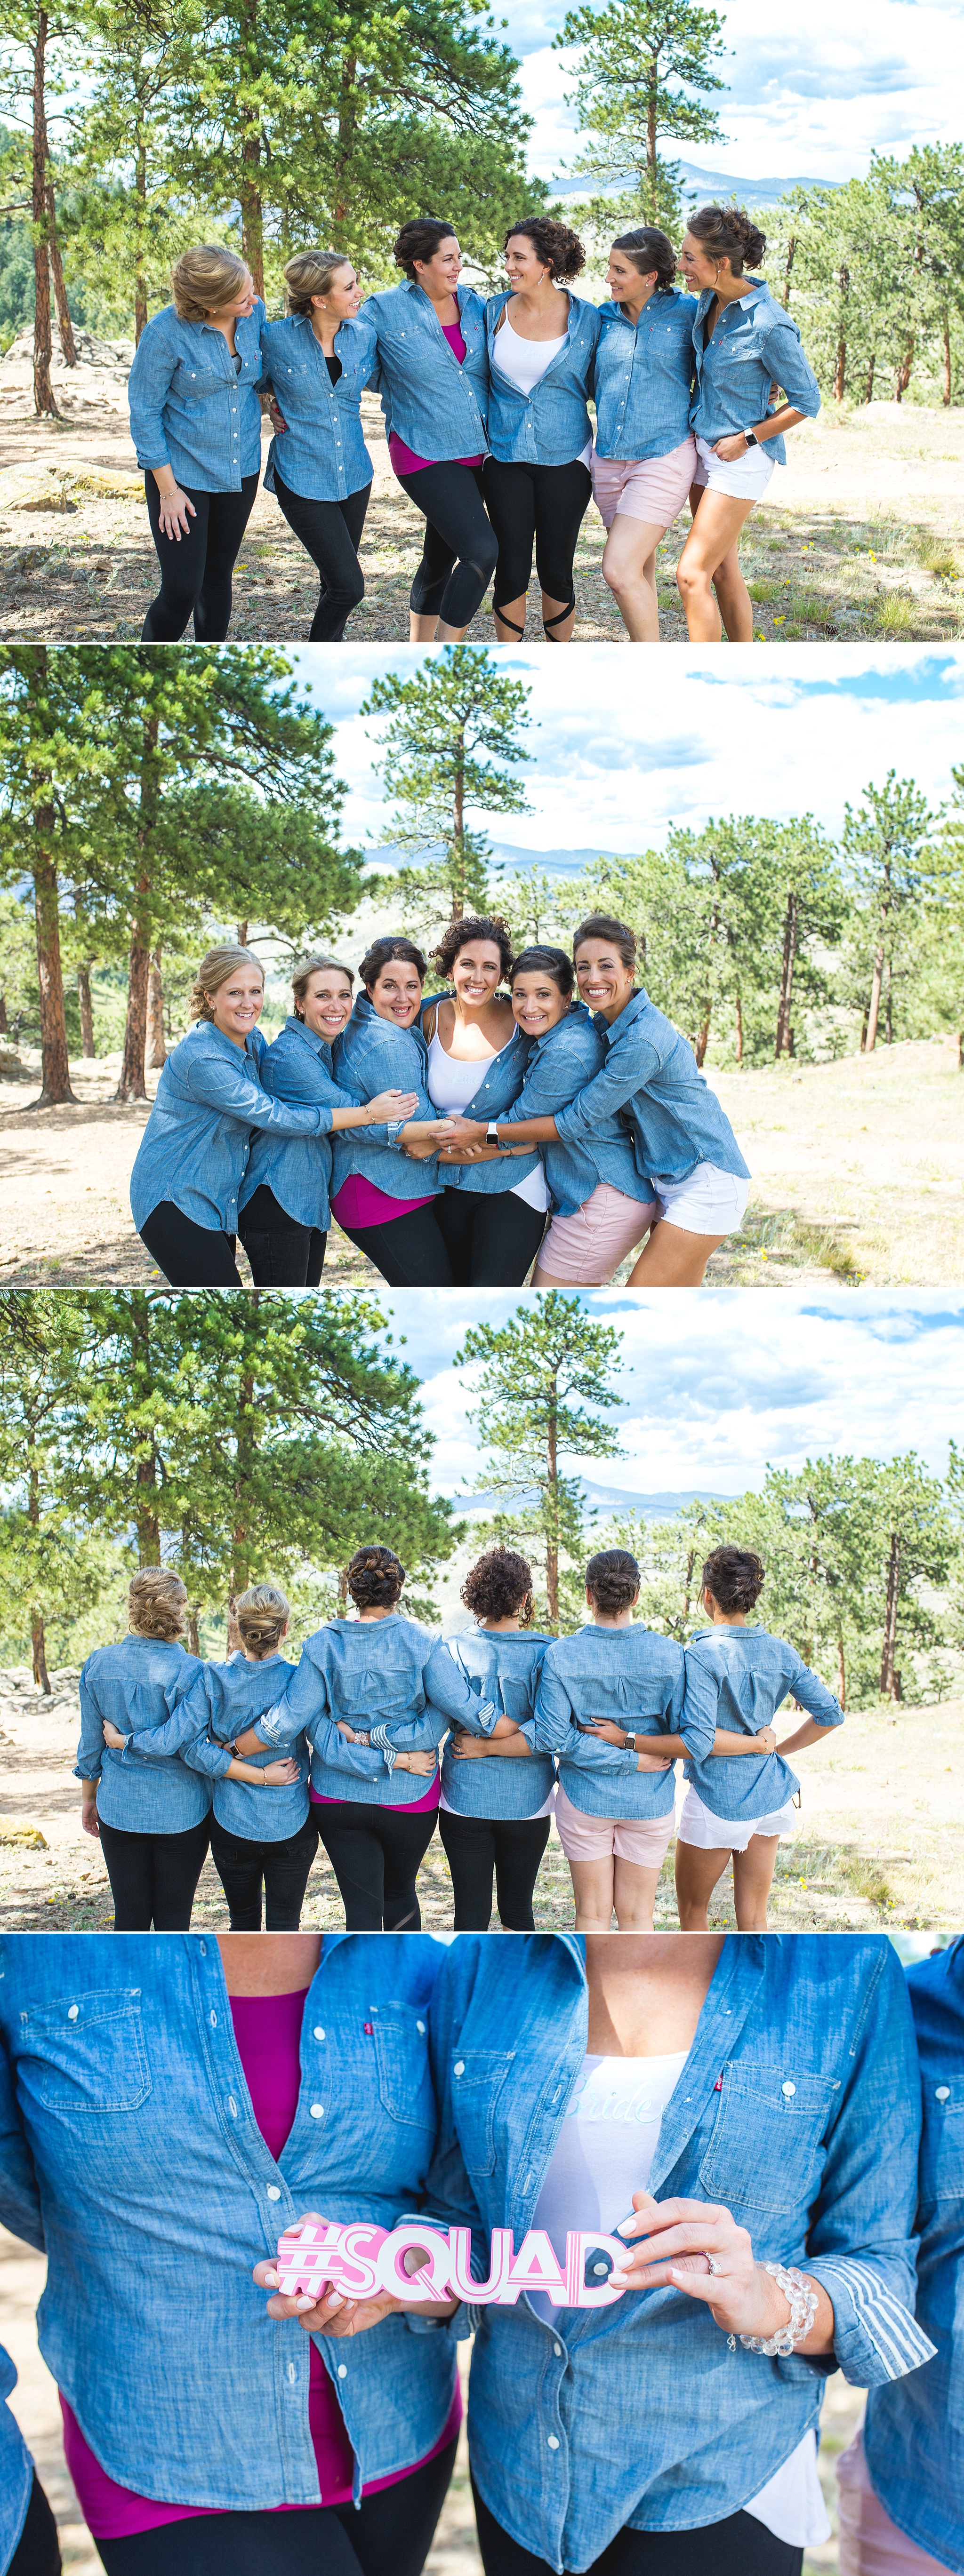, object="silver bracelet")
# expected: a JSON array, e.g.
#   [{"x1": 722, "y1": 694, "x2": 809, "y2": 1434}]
[{"x1": 736, "y1": 2263, "x2": 819, "y2": 2356}]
